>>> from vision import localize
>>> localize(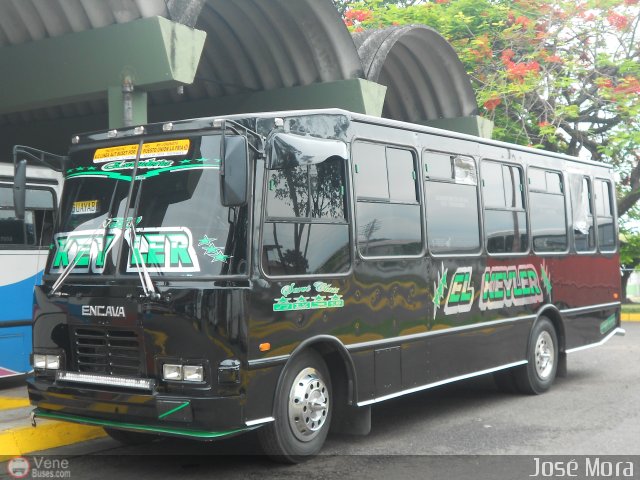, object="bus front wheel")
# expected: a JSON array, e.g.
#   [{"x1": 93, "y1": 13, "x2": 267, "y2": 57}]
[
  {"x1": 258, "y1": 350, "x2": 332, "y2": 463},
  {"x1": 514, "y1": 317, "x2": 558, "y2": 395}
]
